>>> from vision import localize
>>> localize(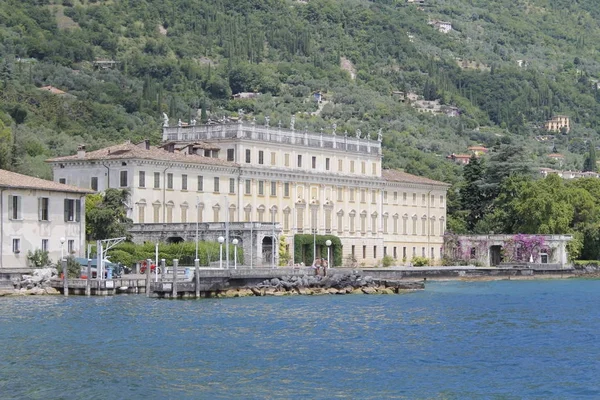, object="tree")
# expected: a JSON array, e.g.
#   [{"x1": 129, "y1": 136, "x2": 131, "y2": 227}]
[
  {"x1": 0, "y1": 119, "x2": 12, "y2": 170},
  {"x1": 460, "y1": 155, "x2": 486, "y2": 231},
  {"x1": 583, "y1": 141, "x2": 597, "y2": 172},
  {"x1": 86, "y1": 189, "x2": 133, "y2": 241}
]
